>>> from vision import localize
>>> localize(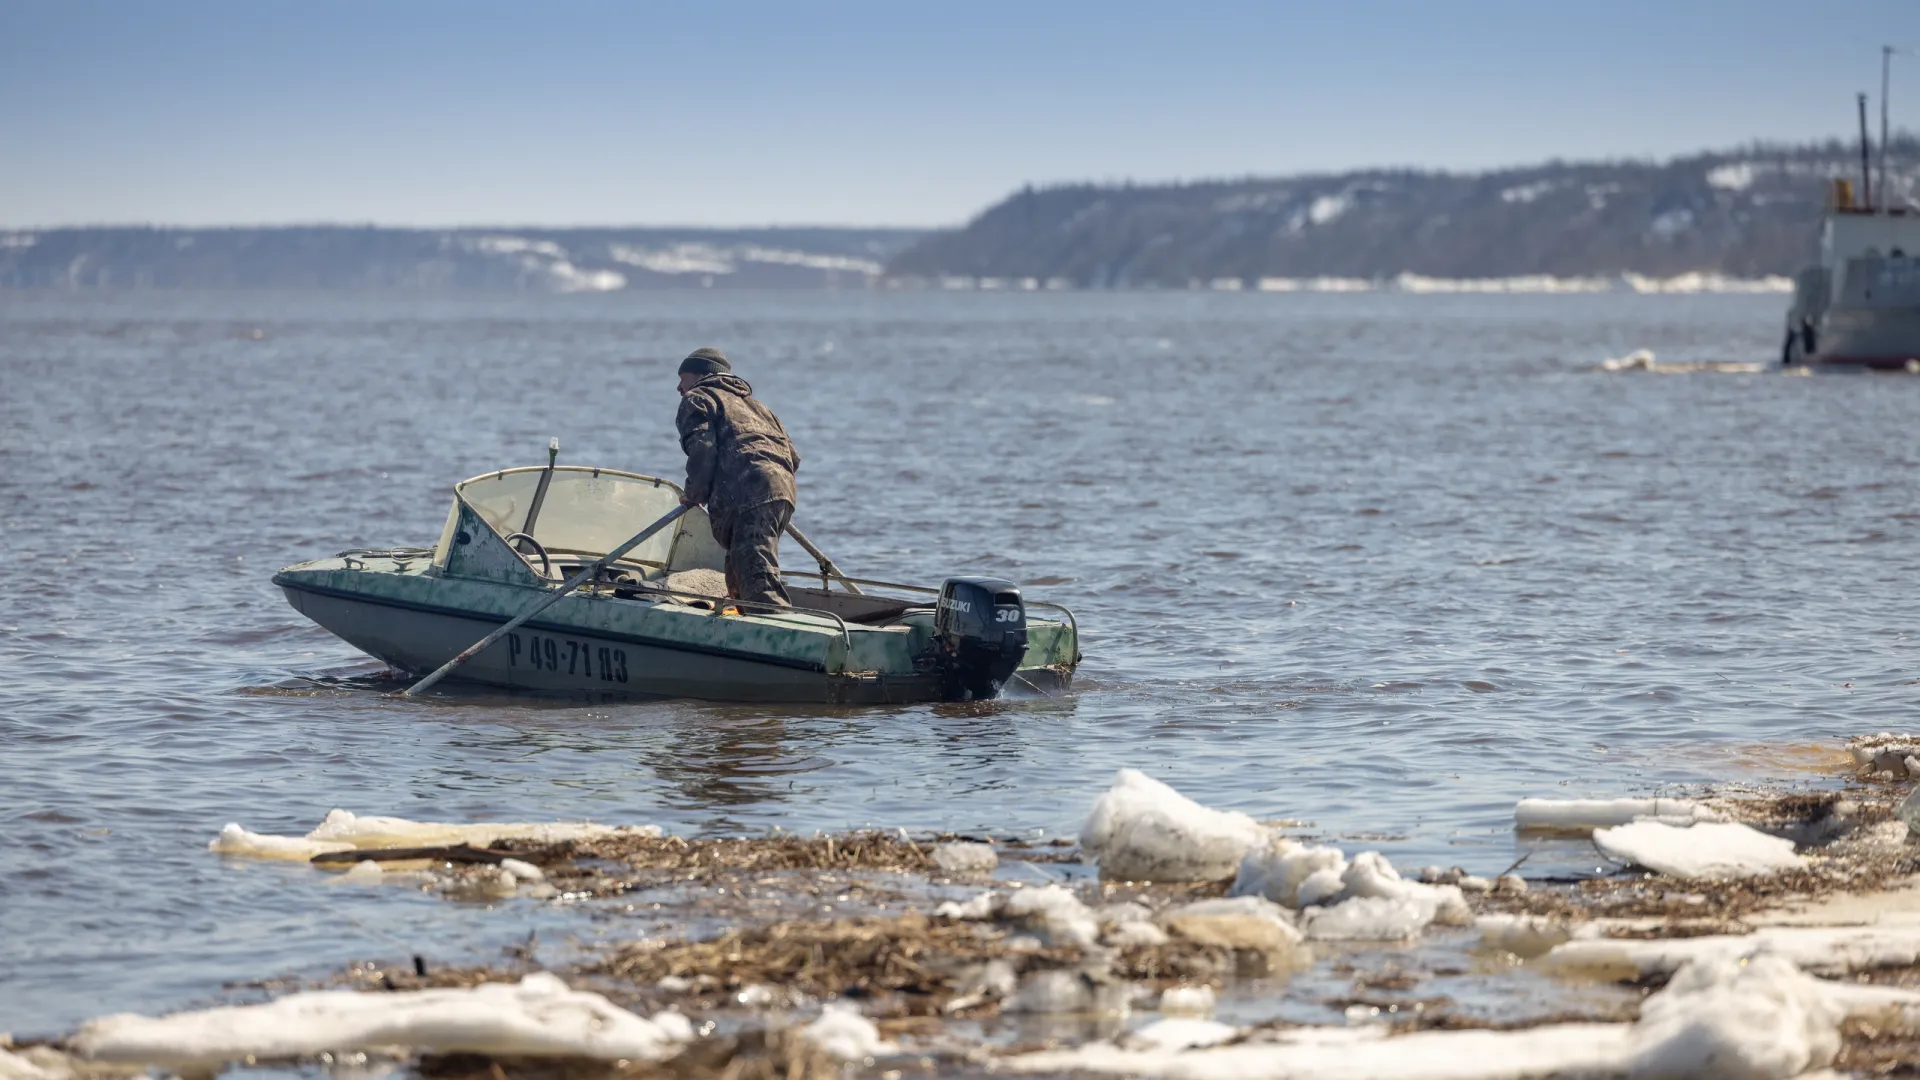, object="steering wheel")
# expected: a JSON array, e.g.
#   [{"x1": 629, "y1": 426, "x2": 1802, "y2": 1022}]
[{"x1": 502, "y1": 532, "x2": 551, "y2": 577}]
